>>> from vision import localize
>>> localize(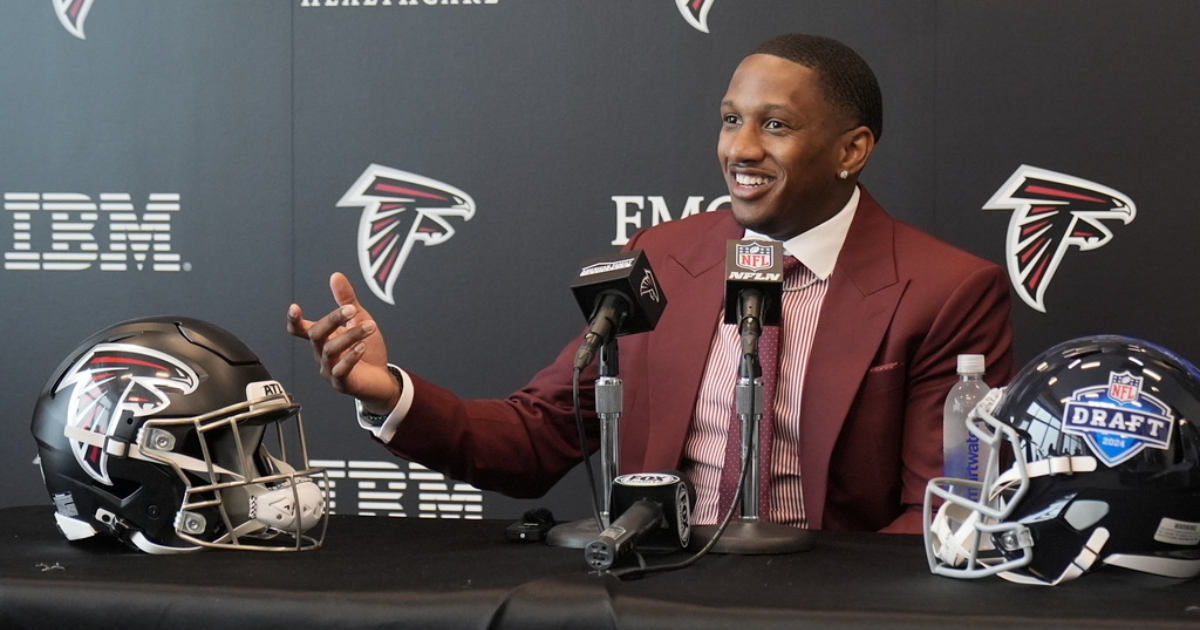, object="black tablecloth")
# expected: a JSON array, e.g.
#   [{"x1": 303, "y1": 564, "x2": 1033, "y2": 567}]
[{"x1": 3, "y1": 505, "x2": 1200, "y2": 629}]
